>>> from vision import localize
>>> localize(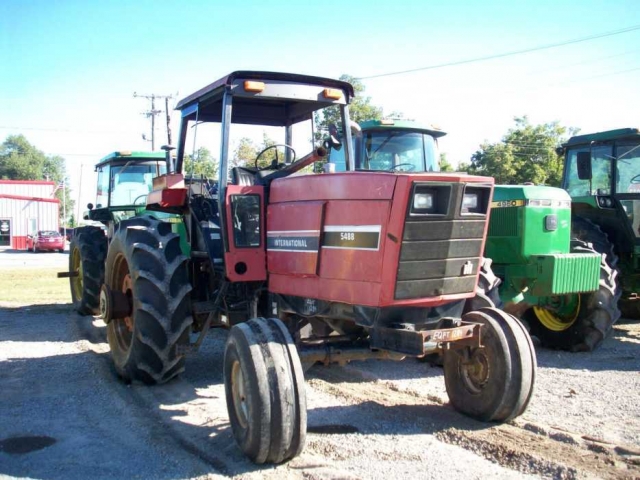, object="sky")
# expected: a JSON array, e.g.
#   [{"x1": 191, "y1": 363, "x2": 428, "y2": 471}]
[{"x1": 1, "y1": 0, "x2": 639, "y2": 218}]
